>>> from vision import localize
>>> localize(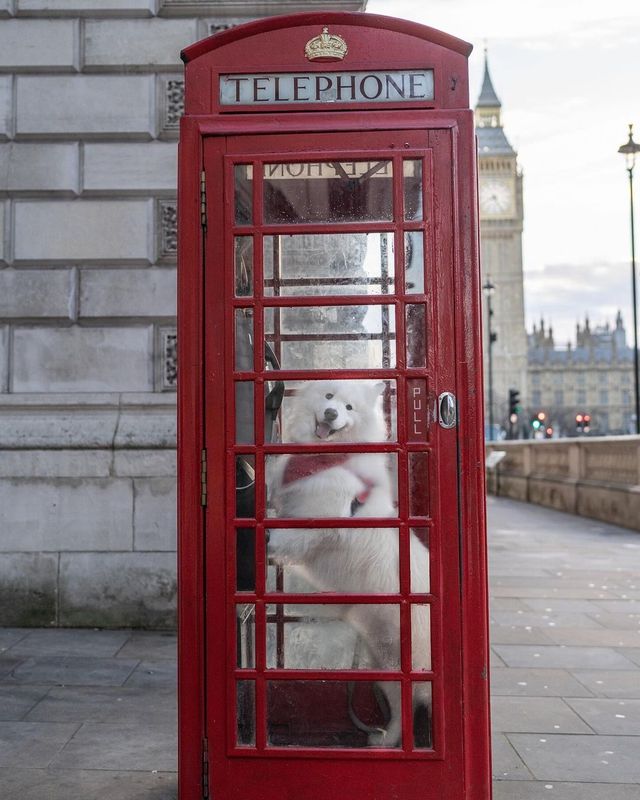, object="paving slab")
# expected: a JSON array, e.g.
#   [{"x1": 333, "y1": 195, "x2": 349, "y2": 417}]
[
  {"x1": 491, "y1": 733, "x2": 532, "y2": 781},
  {"x1": 51, "y1": 722, "x2": 177, "y2": 772},
  {"x1": 491, "y1": 696, "x2": 593, "y2": 734},
  {"x1": 0, "y1": 768, "x2": 177, "y2": 800},
  {"x1": 565, "y1": 698, "x2": 640, "y2": 735},
  {"x1": 490, "y1": 667, "x2": 595, "y2": 698},
  {"x1": 507, "y1": 733, "x2": 640, "y2": 783},
  {"x1": 492, "y1": 644, "x2": 637, "y2": 670},
  {"x1": 570, "y1": 670, "x2": 640, "y2": 699},
  {"x1": 490, "y1": 625, "x2": 554, "y2": 645},
  {"x1": 8, "y1": 629, "x2": 130, "y2": 658},
  {"x1": 123, "y1": 659, "x2": 177, "y2": 687},
  {"x1": 3, "y1": 656, "x2": 139, "y2": 686},
  {"x1": 493, "y1": 782, "x2": 640, "y2": 800},
  {"x1": 24, "y1": 686, "x2": 176, "y2": 725},
  {"x1": 0, "y1": 721, "x2": 79, "y2": 767},
  {"x1": 115, "y1": 631, "x2": 177, "y2": 661},
  {"x1": 0, "y1": 685, "x2": 51, "y2": 721}
]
